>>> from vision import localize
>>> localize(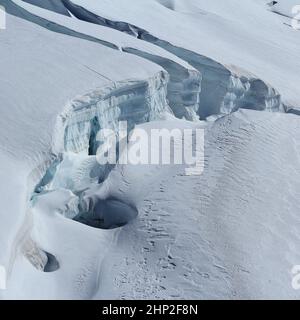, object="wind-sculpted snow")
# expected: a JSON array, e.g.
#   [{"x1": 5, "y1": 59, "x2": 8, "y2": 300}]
[
  {"x1": 155, "y1": 0, "x2": 175, "y2": 11},
  {"x1": 91, "y1": 110, "x2": 300, "y2": 299},
  {"x1": 22, "y1": 0, "x2": 70, "y2": 16},
  {"x1": 3, "y1": 0, "x2": 118, "y2": 49}
]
